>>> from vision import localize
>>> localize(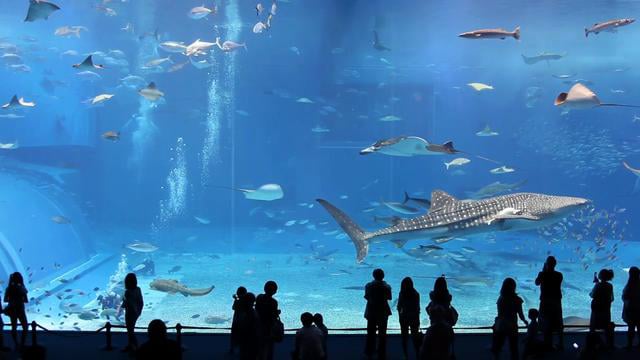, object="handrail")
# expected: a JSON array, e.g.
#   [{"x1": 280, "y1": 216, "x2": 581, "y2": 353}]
[{"x1": 20, "y1": 320, "x2": 627, "y2": 352}]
